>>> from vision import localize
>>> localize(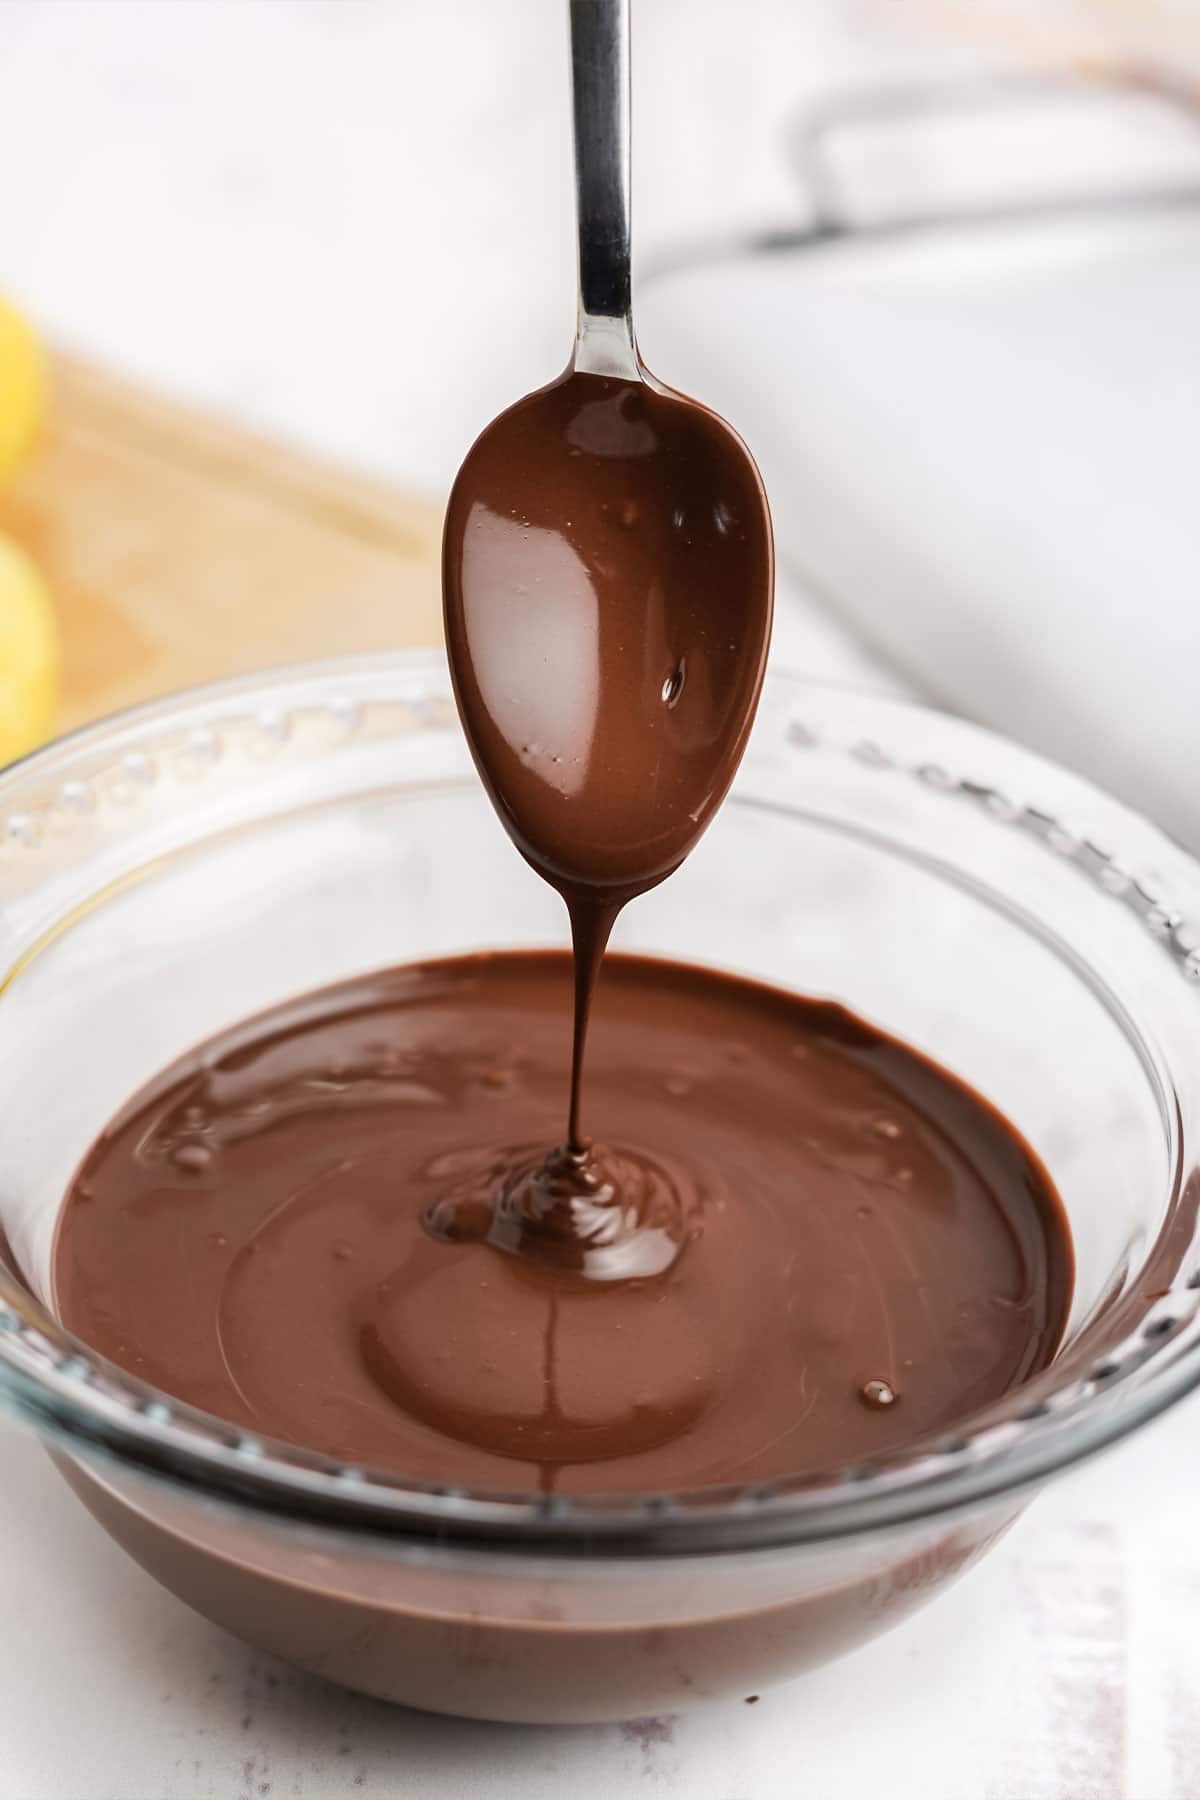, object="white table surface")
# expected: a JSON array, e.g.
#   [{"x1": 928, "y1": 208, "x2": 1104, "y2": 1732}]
[{"x1": 1, "y1": 4, "x2": 1198, "y2": 1796}]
